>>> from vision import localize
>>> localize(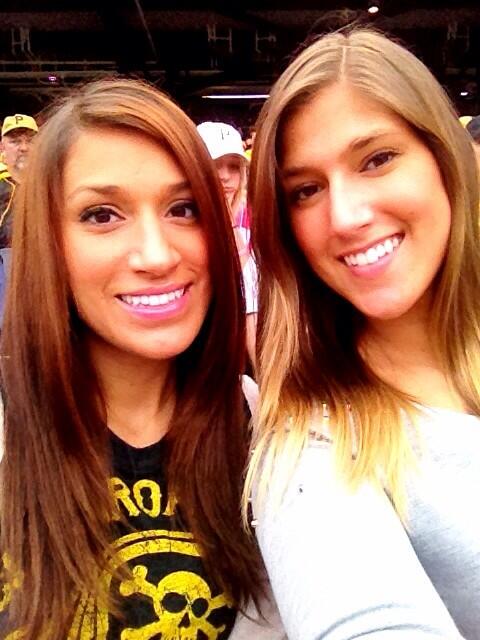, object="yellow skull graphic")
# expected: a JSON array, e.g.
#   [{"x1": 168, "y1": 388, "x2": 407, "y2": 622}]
[{"x1": 120, "y1": 566, "x2": 229, "y2": 639}]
